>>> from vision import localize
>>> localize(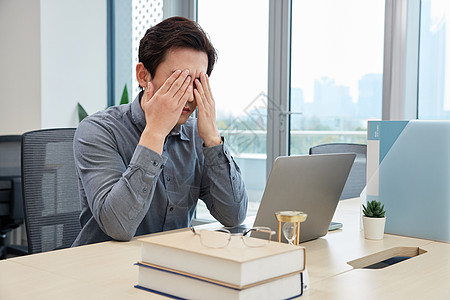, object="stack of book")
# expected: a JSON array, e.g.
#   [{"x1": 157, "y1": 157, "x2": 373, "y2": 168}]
[{"x1": 134, "y1": 229, "x2": 306, "y2": 299}]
